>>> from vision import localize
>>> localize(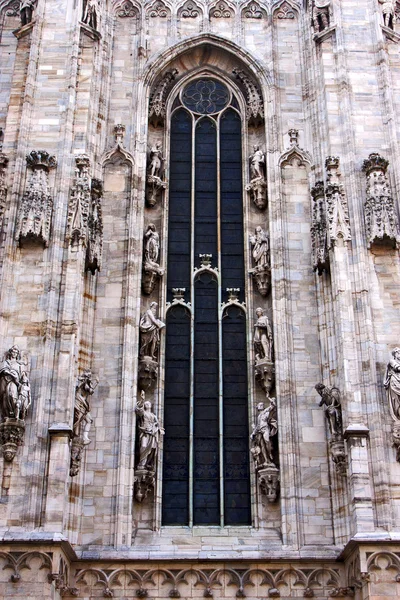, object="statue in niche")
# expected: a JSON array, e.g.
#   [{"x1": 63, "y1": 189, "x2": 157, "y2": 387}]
[
  {"x1": 384, "y1": 347, "x2": 400, "y2": 420},
  {"x1": 249, "y1": 226, "x2": 271, "y2": 296},
  {"x1": 20, "y1": 0, "x2": 35, "y2": 26},
  {"x1": 254, "y1": 308, "x2": 273, "y2": 363},
  {"x1": 82, "y1": 0, "x2": 100, "y2": 30},
  {"x1": 250, "y1": 226, "x2": 270, "y2": 269},
  {"x1": 139, "y1": 302, "x2": 165, "y2": 360},
  {"x1": 312, "y1": 0, "x2": 330, "y2": 32},
  {"x1": 73, "y1": 370, "x2": 98, "y2": 445},
  {"x1": 144, "y1": 223, "x2": 160, "y2": 266},
  {"x1": 136, "y1": 390, "x2": 164, "y2": 470},
  {"x1": 249, "y1": 145, "x2": 266, "y2": 180},
  {"x1": 148, "y1": 142, "x2": 164, "y2": 179},
  {"x1": 315, "y1": 383, "x2": 342, "y2": 439},
  {"x1": 379, "y1": 0, "x2": 395, "y2": 29},
  {"x1": 0, "y1": 346, "x2": 31, "y2": 422},
  {"x1": 250, "y1": 399, "x2": 278, "y2": 469}
]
